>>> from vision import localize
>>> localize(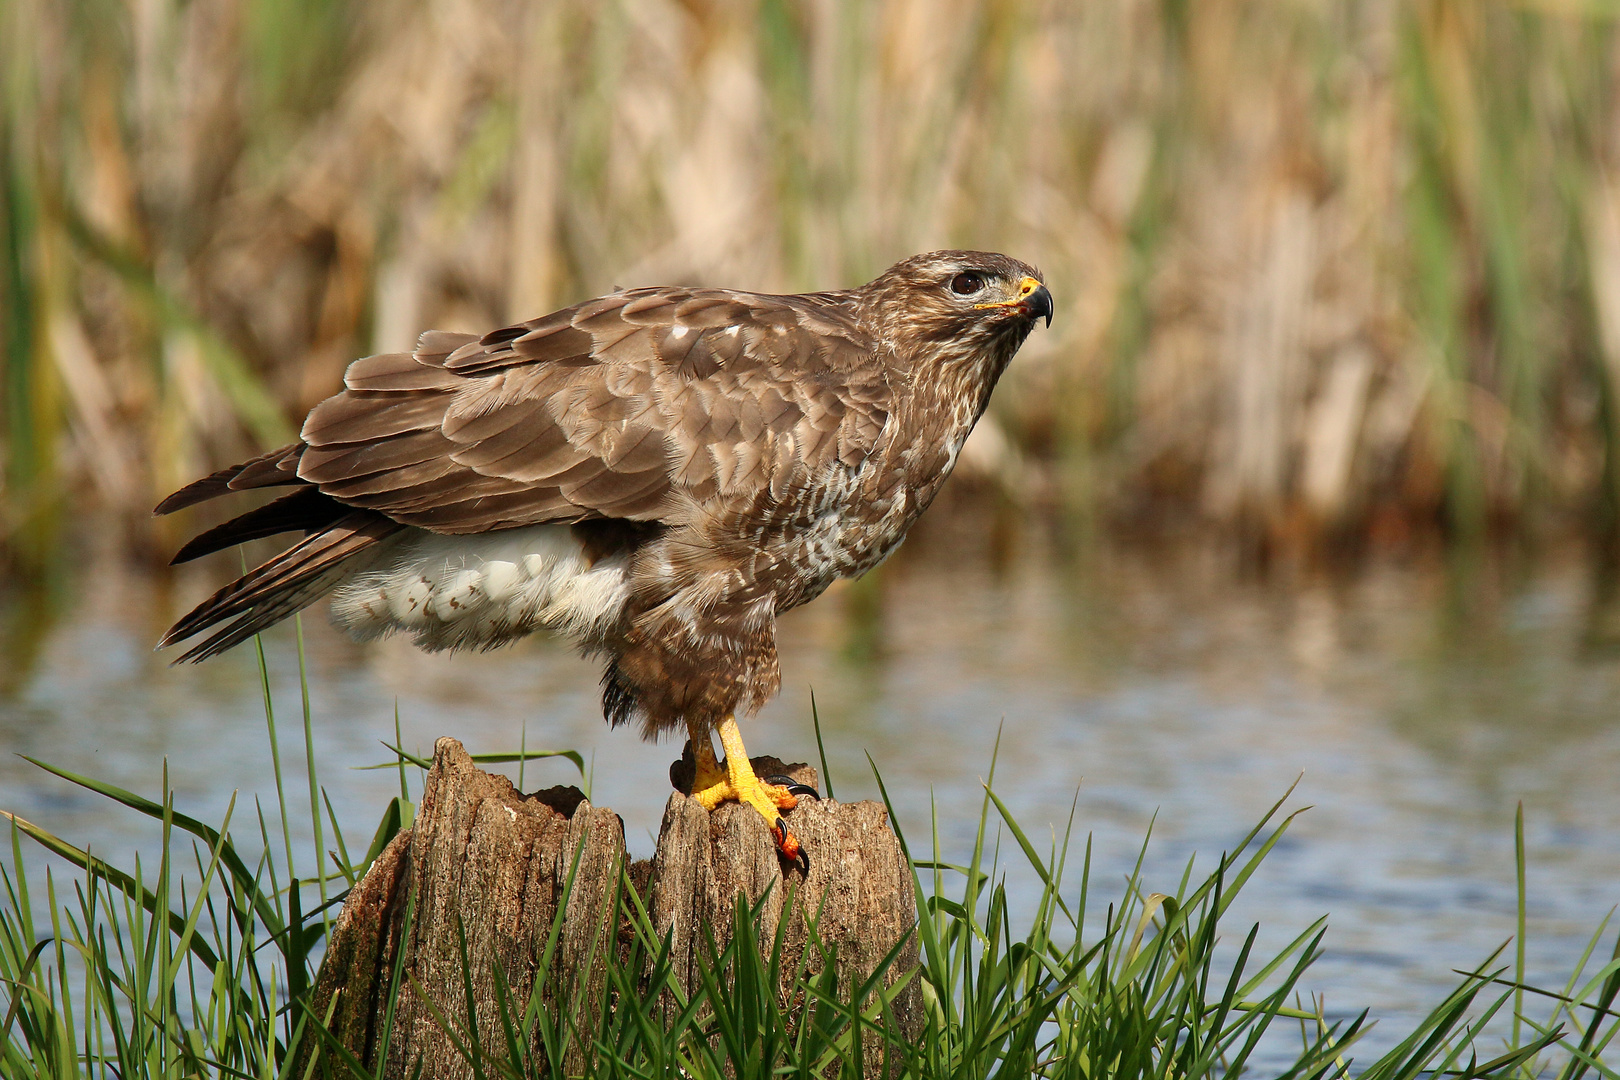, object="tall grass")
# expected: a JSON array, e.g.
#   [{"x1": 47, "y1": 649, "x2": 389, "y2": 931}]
[{"x1": 3, "y1": 646, "x2": 1620, "y2": 1077}]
